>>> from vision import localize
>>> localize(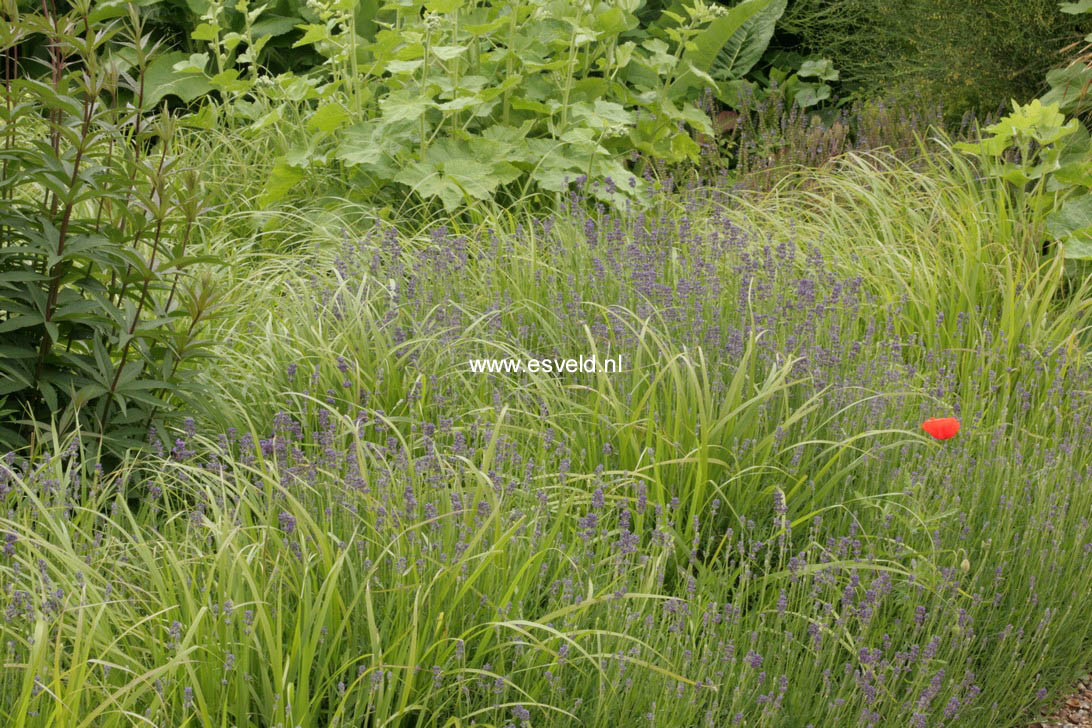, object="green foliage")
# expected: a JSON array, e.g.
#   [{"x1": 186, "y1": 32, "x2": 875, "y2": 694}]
[
  {"x1": 216, "y1": 0, "x2": 733, "y2": 213},
  {"x1": 0, "y1": 1, "x2": 224, "y2": 456},
  {"x1": 955, "y1": 99, "x2": 1092, "y2": 261},
  {"x1": 85, "y1": 0, "x2": 806, "y2": 217},
  {"x1": 643, "y1": 0, "x2": 788, "y2": 107},
  {"x1": 720, "y1": 52, "x2": 839, "y2": 111},
  {"x1": 1042, "y1": 64, "x2": 1092, "y2": 117},
  {"x1": 1041, "y1": 0, "x2": 1092, "y2": 120},
  {"x1": 658, "y1": 0, "x2": 779, "y2": 99},
  {"x1": 147, "y1": 0, "x2": 365, "y2": 80},
  {"x1": 781, "y1": 0, "x2": 1090, "y2": 117},
  {"x1": 707, "y1": 0, "x2": 783, "y2": 81}
]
